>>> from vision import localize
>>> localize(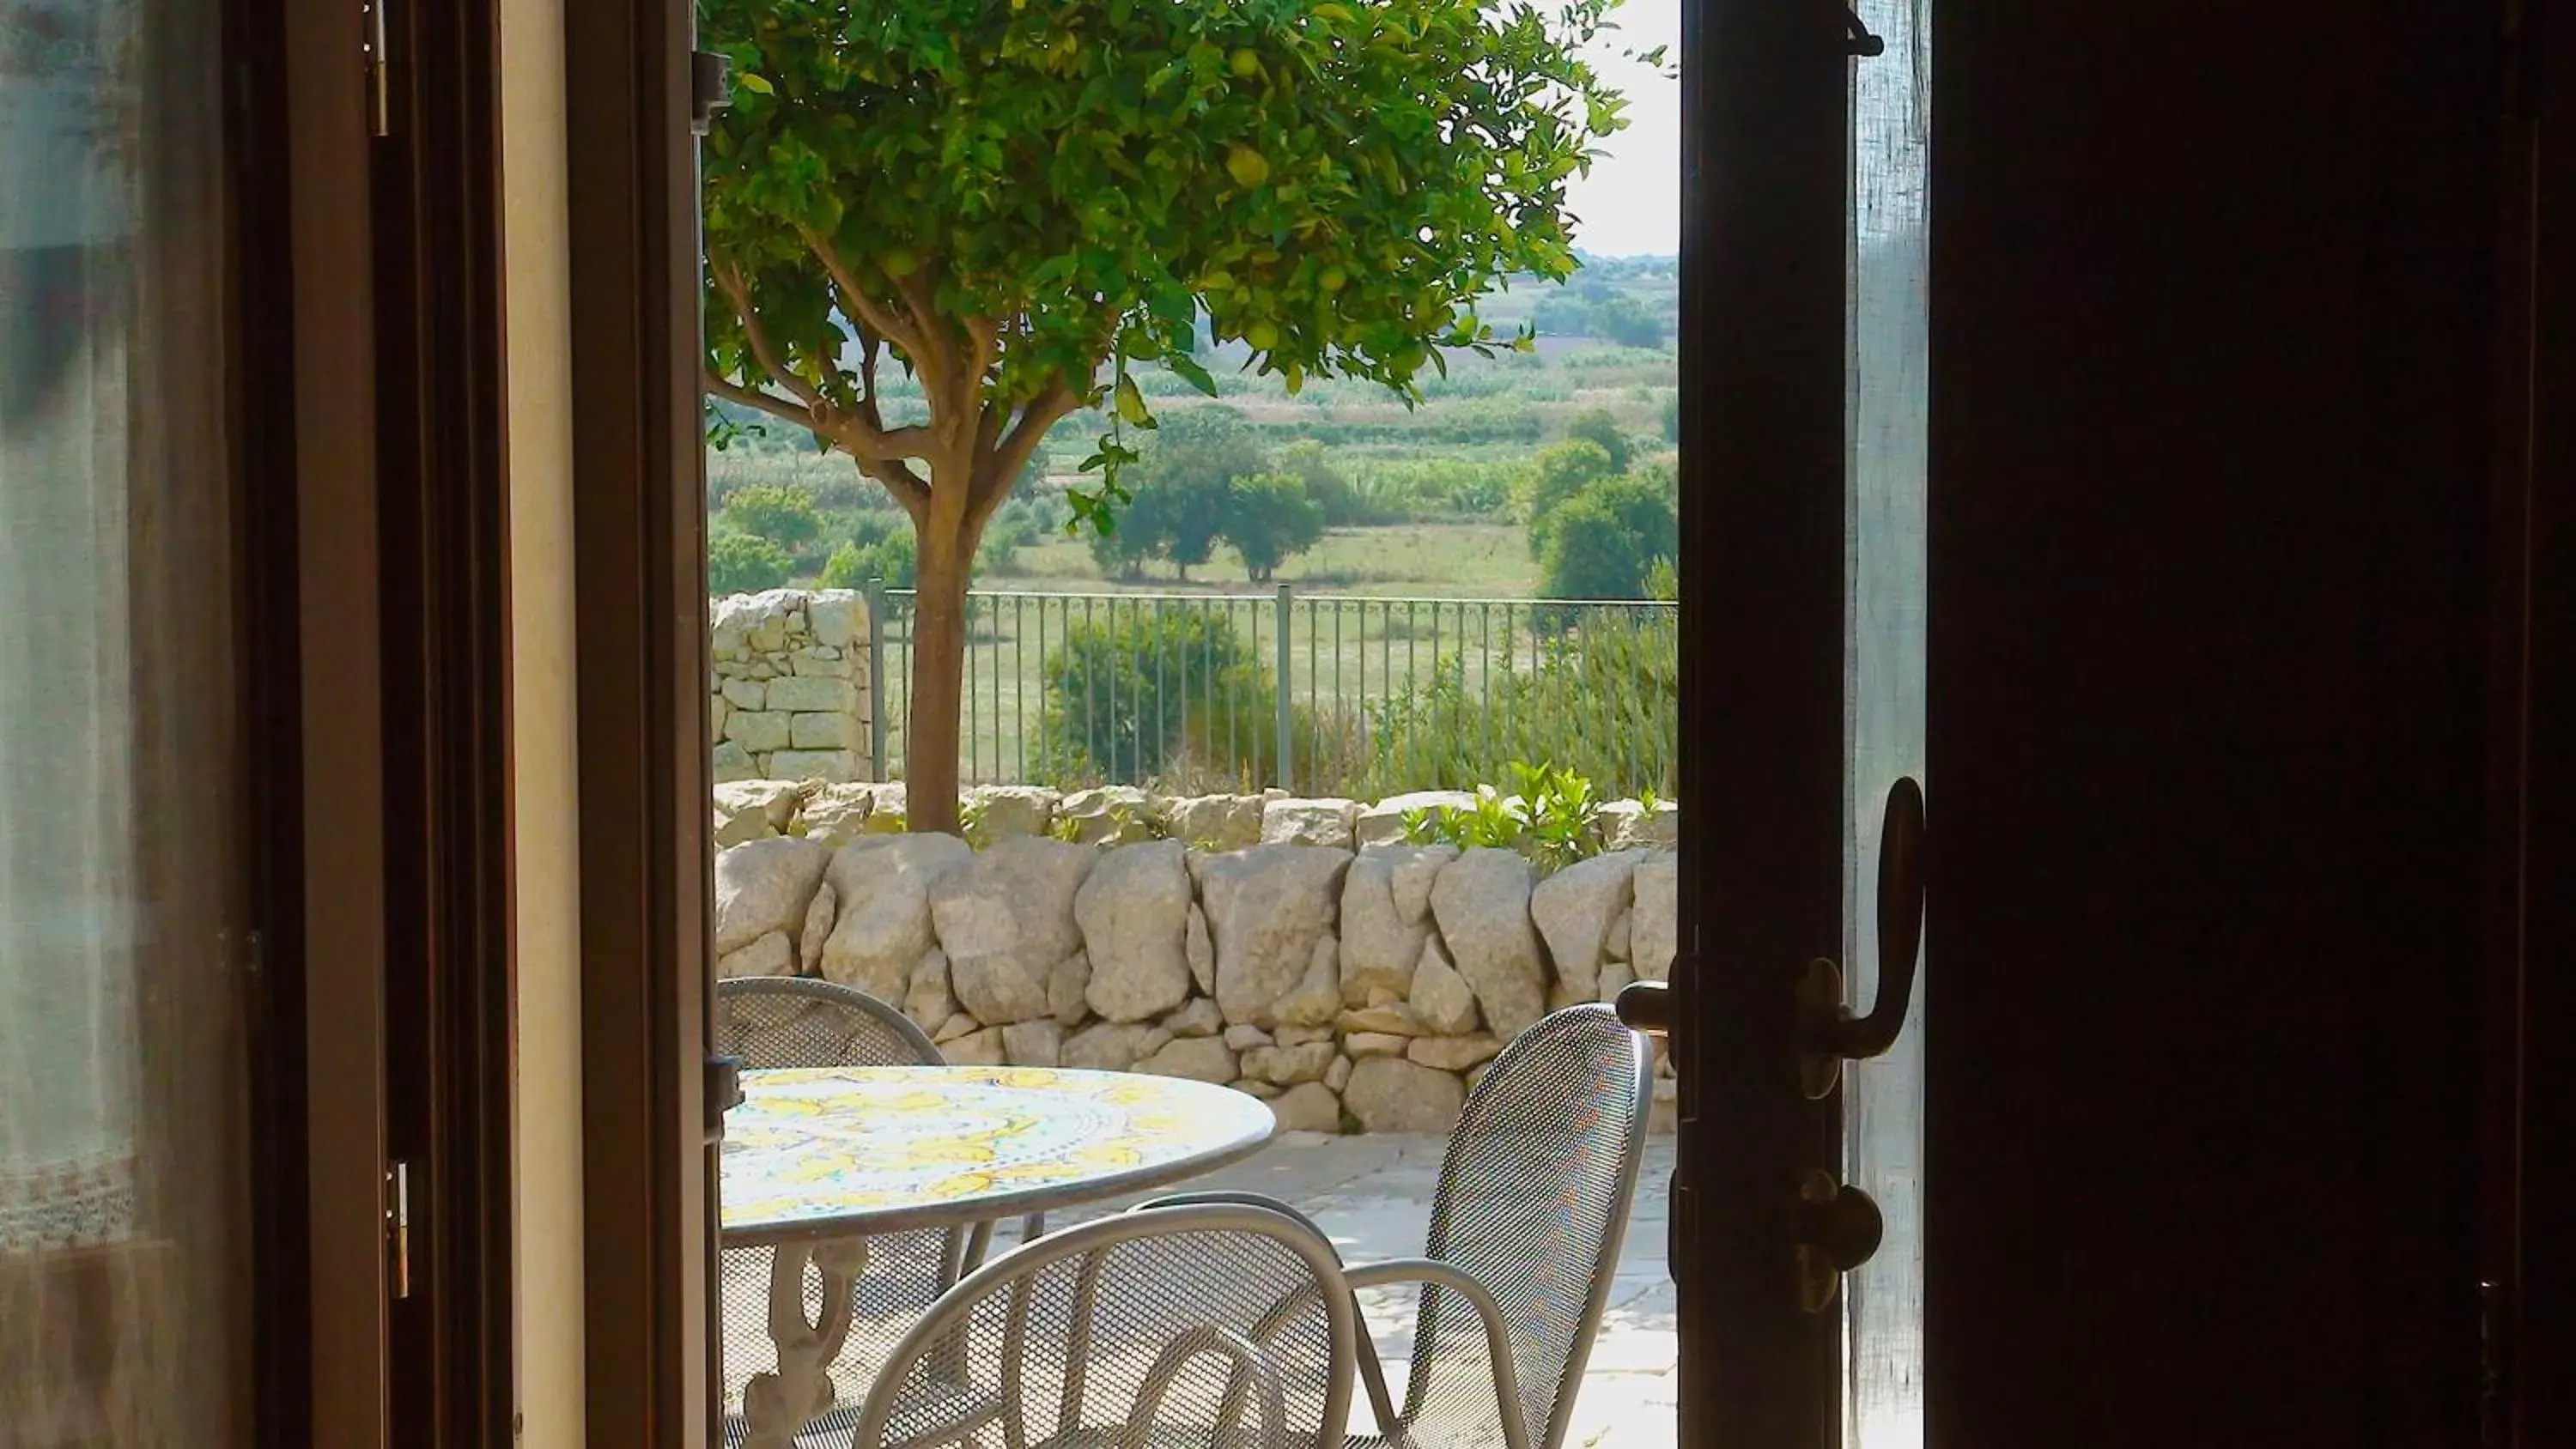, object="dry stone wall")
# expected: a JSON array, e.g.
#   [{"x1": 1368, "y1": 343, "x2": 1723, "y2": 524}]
[
  {"x1": 710, "y1": 781, "x2": 1681, "y2": 1134},
  {"x1": 710, "y1": 591, "x2": 873, "y2": 785}
]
